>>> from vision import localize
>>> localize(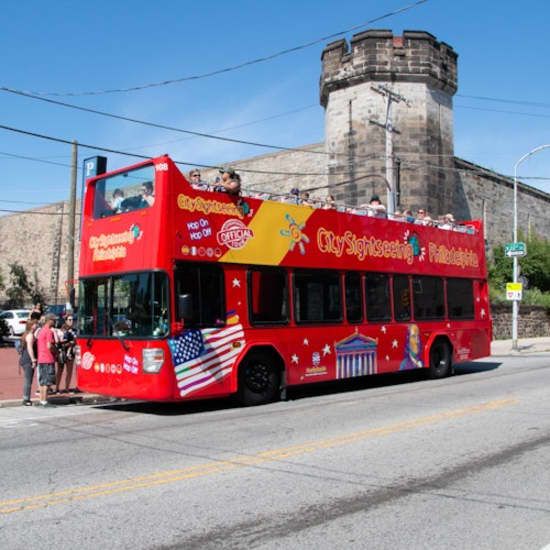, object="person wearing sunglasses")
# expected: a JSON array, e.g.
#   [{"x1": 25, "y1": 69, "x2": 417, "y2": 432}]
[{"x1": 189, "y1": 169, "x2": 209, "y2": 191}]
